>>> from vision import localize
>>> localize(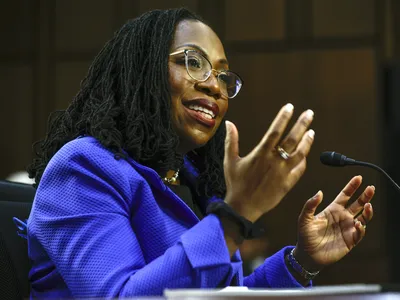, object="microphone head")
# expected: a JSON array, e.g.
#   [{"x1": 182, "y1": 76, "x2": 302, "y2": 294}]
[{"x1": 320, "y1": 151, "x2": 345, "y2": 166}]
